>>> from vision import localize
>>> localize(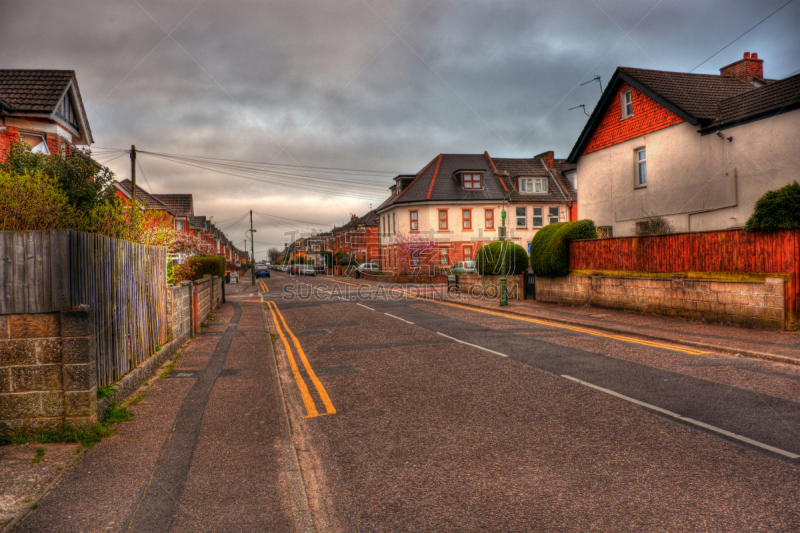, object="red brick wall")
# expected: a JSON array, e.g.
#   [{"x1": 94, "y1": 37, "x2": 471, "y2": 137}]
[
  {"x1": 720, "y1": 54, "x2": 763, "y2": 81},
  {"x1": 581, "y1": 82, "x2": 684, "y2": 156},
  {"x1": 0, "y1": 127, "x2": 20, "y2": 160}
]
